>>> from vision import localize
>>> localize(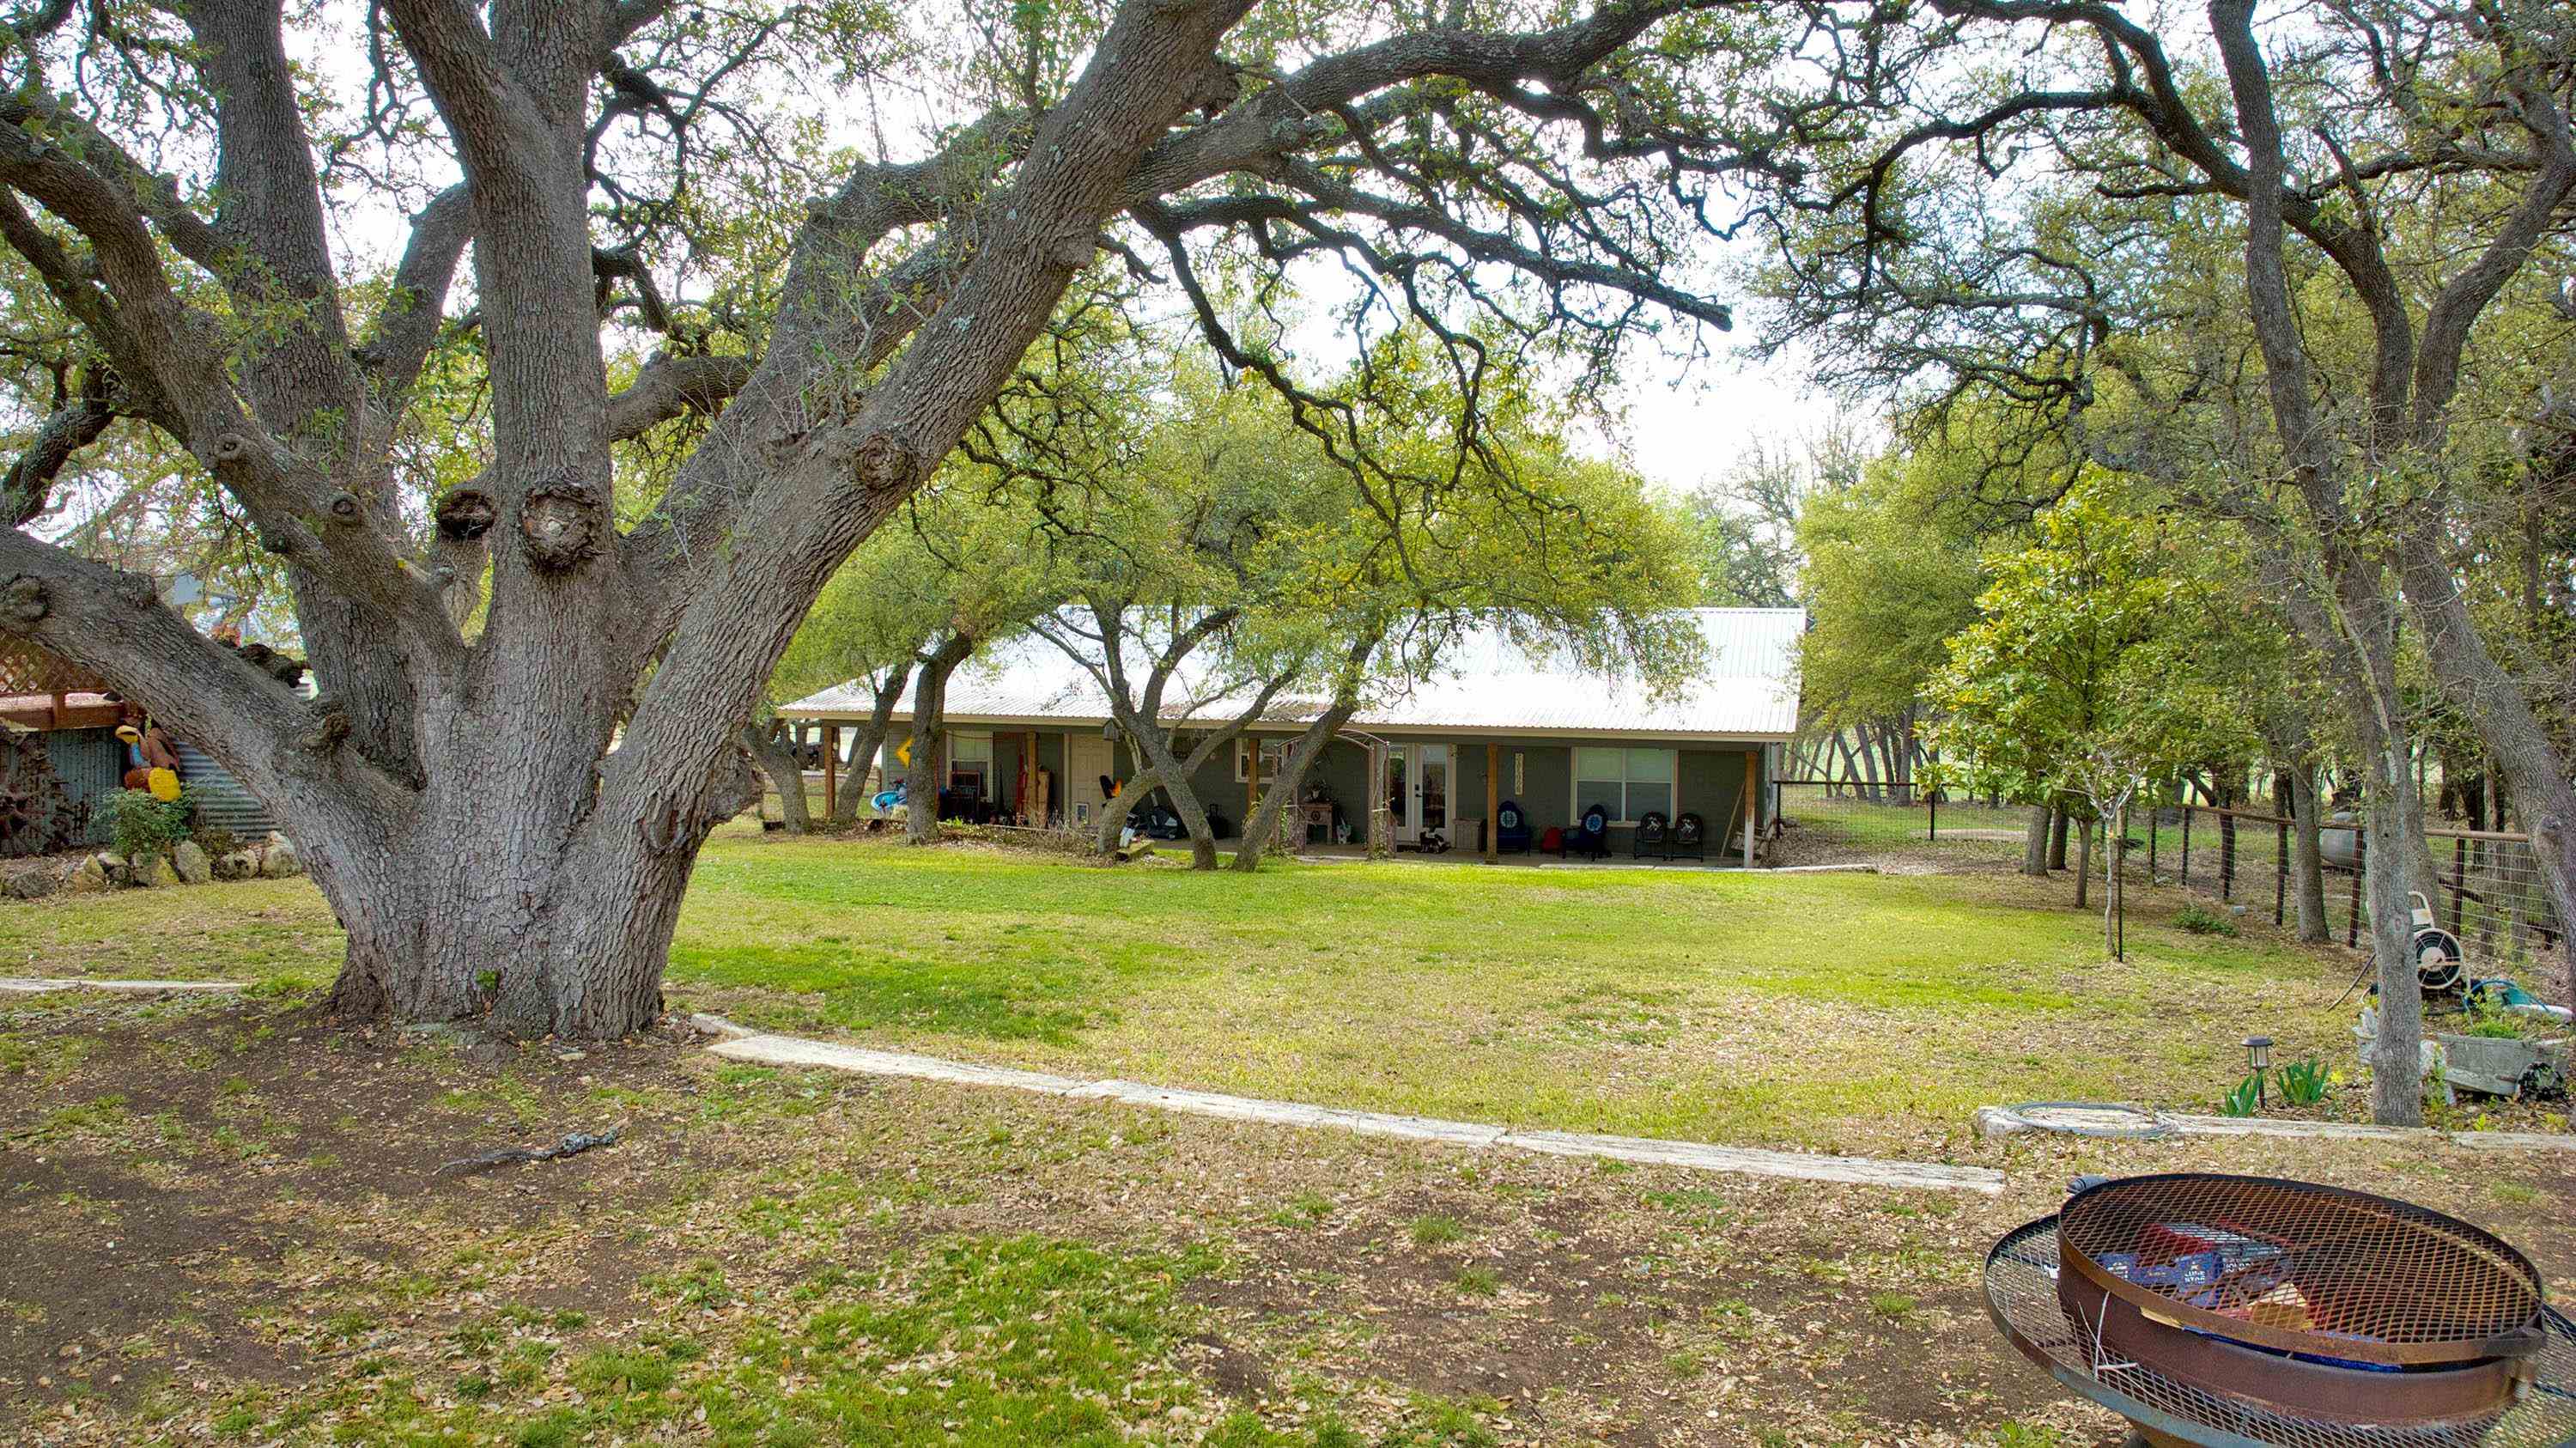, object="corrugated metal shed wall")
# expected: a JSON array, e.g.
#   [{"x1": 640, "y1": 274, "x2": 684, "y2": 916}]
[
  {"x1": 173, "y1": 740, "x2": 278, "y2": 843},
  {"x1": 0, "y1": 727, "x2": 123, "y2": 855}
]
